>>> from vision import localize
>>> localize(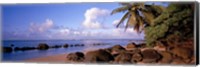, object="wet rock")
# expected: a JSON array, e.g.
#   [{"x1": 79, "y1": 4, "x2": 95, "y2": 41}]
[
  {"x1": 14, "y1": 47, "x2": 21, "y2": 51},
  {"x1": 141, "y1": 49, "x2": 161, "y2": 63},
  {"x1": 158, "y1": 51, "x2": 173, "y2": 64},
  {"x1": 114, "y1": 52, "x2": 132, "y2": 64},
  {"x1": 131, "y1": 53, "x2": 142, "y2": 63},
  {"x1": 111, "y1": 45, "x2": 125, "y2": 54},
  {"x1": 170, "y1": 47, "x2": 193, "y2": 59},
  {"x1": 126, "y1": 42, "x2": 137, "y2": 49},
  {"x1": 63, "y1": 44, "x2": 69, "y2": 48},
  {"x1": 3, "y1": 47, "x2": 13, "y2": 53},
  {"x1": 85, "y1": 49, "x2": 114, "y2": 63},
  {"x1": 37, "y1": 43, "x2": 49, "y2": 50},
  {"x1": 51, "y1": 45, "x2": 62, "y2": 48},
  {"x1": 74, "y1": 44, "x2": 80, "y2": 47},
  {"x1": 66, "y1": 52, "x2": 85, "y2": 62},
  {"x1": 80, "y1": 44, "x2": 84, "y2": 46},
  {"x1": 20, "y1": 47, "x2": 36, "y2": 51},
  {"x1": 70, "y1": 44, "x2": 73, "y2": 47}
]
